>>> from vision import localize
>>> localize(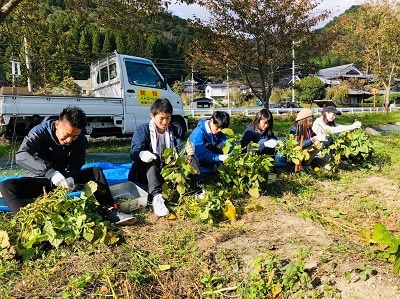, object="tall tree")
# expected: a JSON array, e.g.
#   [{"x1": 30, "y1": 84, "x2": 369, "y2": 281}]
[
  {"x1": 0, "y1": 0, "x2": 22, "y2": 23},
  {"x1": 186, "y1": 0, "x2": 330, "y2": 106},
  {"x1": 295, "y1": 76, "x2": 325, "y2": 104},
  {"x1": 1, "y1": 0, "x2": 201, "y2": 89},
  {"x1": 330, "y1": 0, "x2": 400, "y2": 109}
]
